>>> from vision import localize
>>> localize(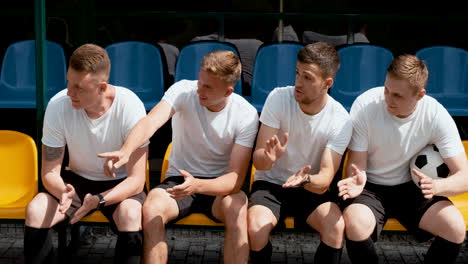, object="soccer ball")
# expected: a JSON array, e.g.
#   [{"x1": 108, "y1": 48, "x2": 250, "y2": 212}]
[{"x1": 410, "y1": 145, "x2": 450, "y2": 186}]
